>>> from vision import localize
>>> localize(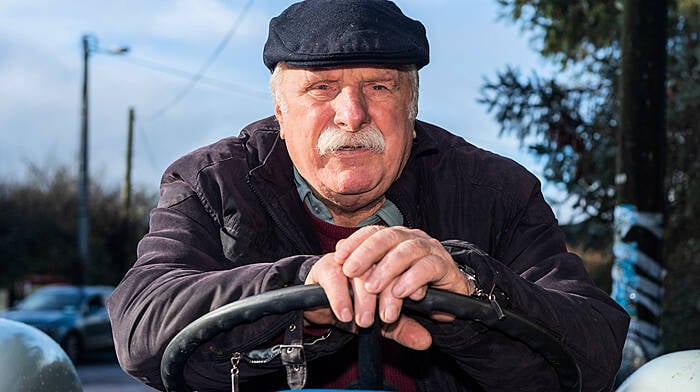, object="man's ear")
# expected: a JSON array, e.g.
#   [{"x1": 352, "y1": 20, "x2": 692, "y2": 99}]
[{"x1": 274, "y1": 99, "x2": 286, "y2": 139}]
